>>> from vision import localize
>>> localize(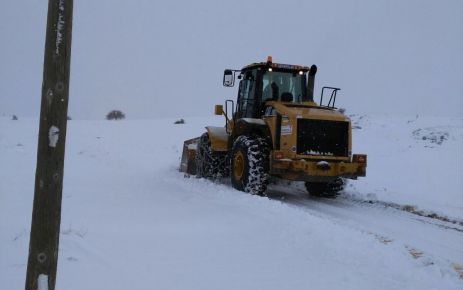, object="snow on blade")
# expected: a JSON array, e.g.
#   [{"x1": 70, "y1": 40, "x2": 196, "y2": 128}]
[{"x1": 187, "y1": 143, "x2": 197, "y2": 150}]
